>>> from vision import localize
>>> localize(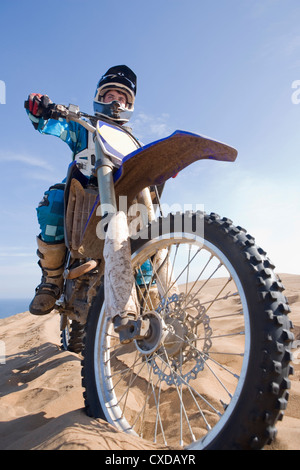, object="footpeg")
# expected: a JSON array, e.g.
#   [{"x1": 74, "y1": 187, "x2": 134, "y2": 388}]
[{"x1": 113, "y1": 314, "x2": 150, "y2": 344}]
